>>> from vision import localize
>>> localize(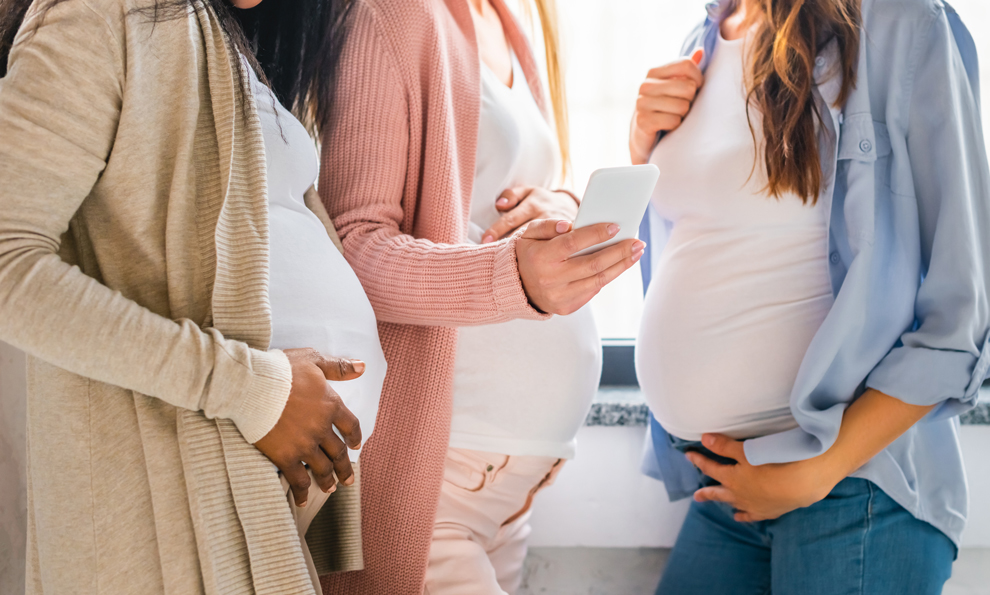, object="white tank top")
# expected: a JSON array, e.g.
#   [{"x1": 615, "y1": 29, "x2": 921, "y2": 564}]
[
  {"x1": 449, "y1": 53, "x2": 602, "y2": 460},
  {"x1": 635, "y1": 33, "x2": 834, "y2": 441},
  {"x1": 251, "y1": 66, "x2": 386, "y2": 460}
]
